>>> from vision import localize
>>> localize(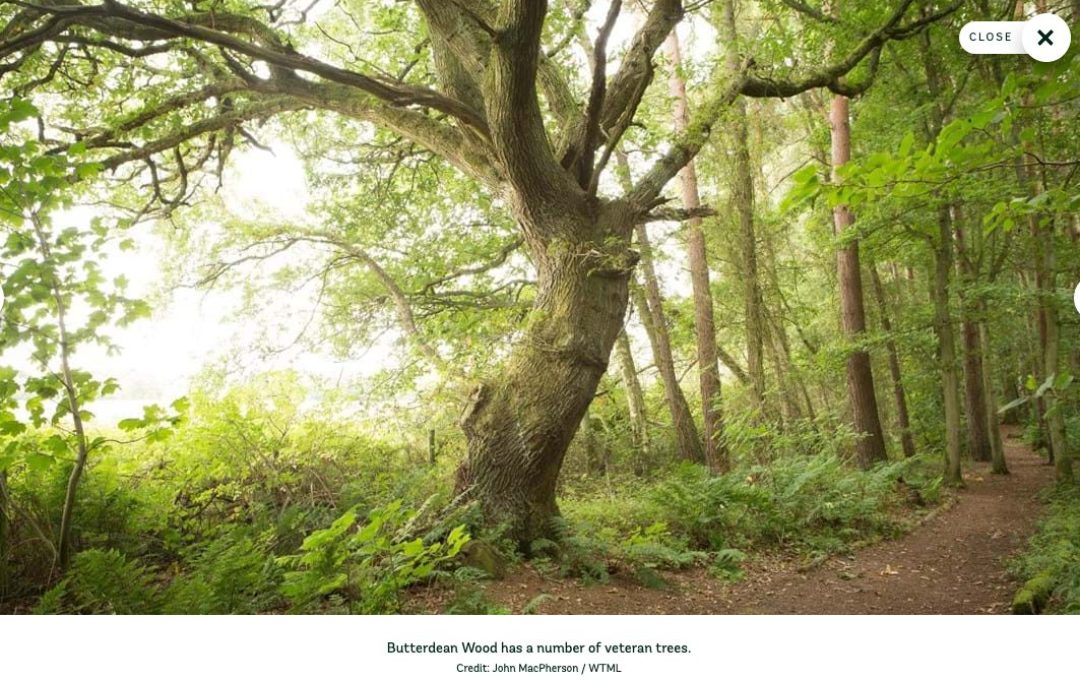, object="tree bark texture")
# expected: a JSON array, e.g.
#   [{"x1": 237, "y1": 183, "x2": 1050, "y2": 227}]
[
  {"x1": 931, "y1": 209, "x2": 964, "y2": 487},
  {"x1": 459, "y1": 201, "x2": 641, "y2": 545},
  {"x1": 870, "y1": 266, "x2": 916, "y2": 458},
  {"x1": 667, "y1": 30, "x2": 728, "y2": 470},
  {"x1": 830, "y1": 95, "x2": 888, "y2": 468},
  {"x1": 615, "y1": 329, "x2": 651, "y2": 474},
  {"x1": 719, "y1": 0, "x2": 769, "y2": 419},
  {"x1": 954, "y1": 218, "x2": 992, "y2": 462},
  {"x1": 978, "y1": 313, "x2": 1008, "y2": 475}
]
